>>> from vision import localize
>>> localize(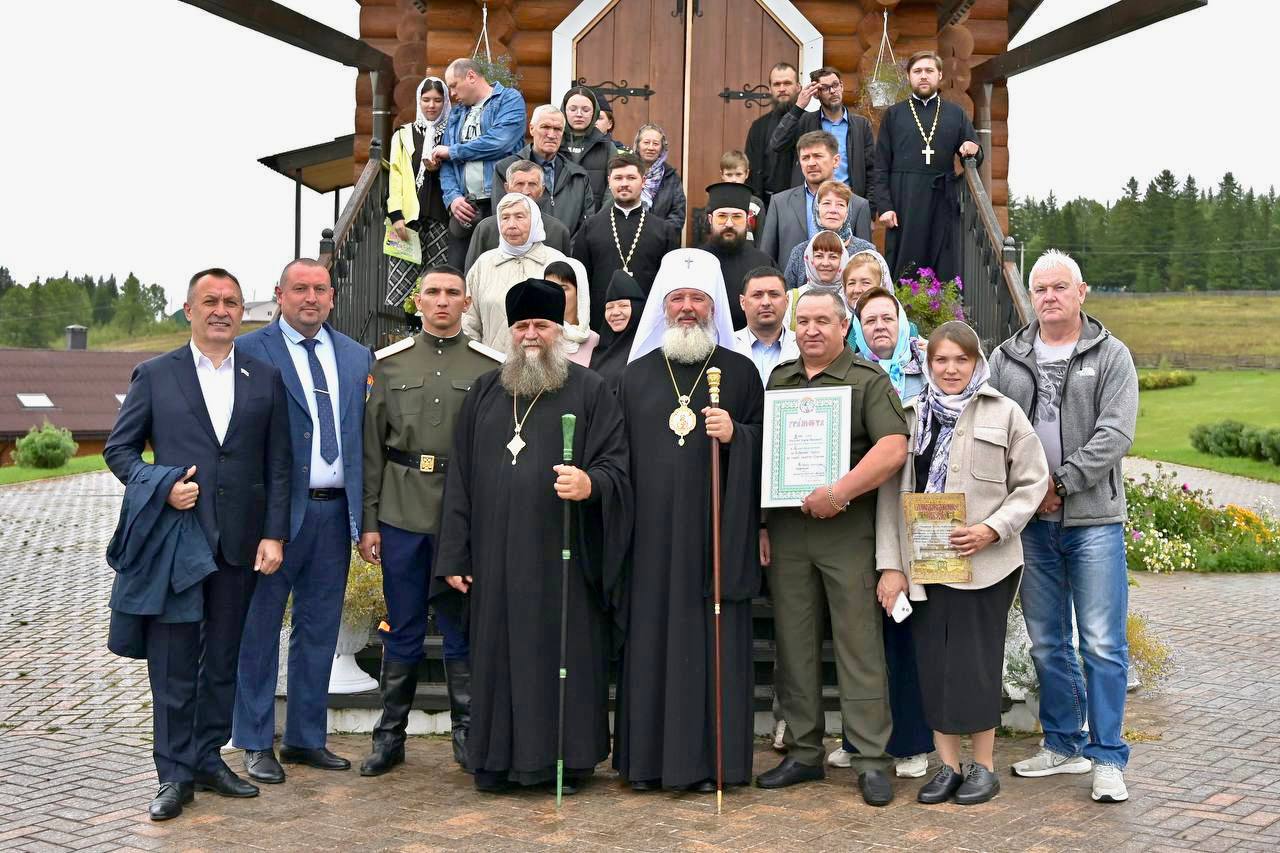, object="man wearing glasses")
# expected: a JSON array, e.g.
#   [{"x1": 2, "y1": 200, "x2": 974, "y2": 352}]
[
  {"x1": 769, "y1": 66, "x2": 875, "y2": 206},
  {"x1": 700, "y1": 181, "x2": 774, "y2": 329}
]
